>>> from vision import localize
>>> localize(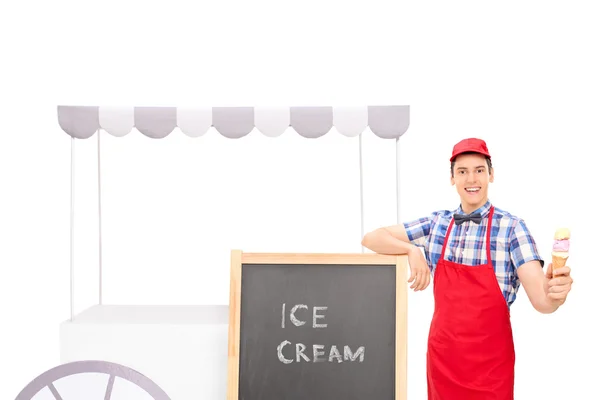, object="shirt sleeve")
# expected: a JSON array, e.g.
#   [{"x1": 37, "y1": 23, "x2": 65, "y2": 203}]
[
  {"x1": 510, "y1": 219, "x2": 545, "y2": 268},
  {"x1": 403, "y1": 214, "x2": 433, "y2": 248}
]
